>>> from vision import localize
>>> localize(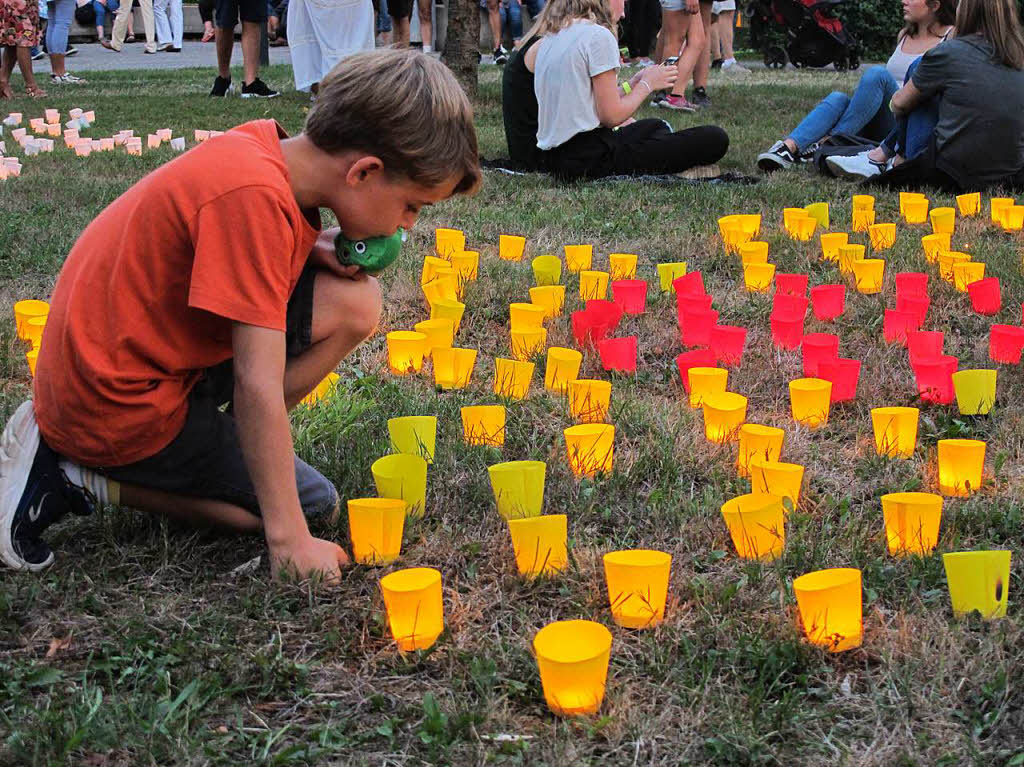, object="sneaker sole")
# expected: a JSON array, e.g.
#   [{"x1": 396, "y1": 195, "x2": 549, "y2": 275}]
[
  {"x1": 826, "y1": 157, "x2": 879, "y2": 181},
  {"x1": 0, "y1": 402, "x2": 52, "y2": 571},
  {"x1": 662, "y1": 104, "x2": 696, "y2": 113},
  {"x1": 756, "y1": 153, "x2": 792, "y2": 173},
  {"x1": 240, "y1": 92, "x2": 279, "y2": 99}
]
